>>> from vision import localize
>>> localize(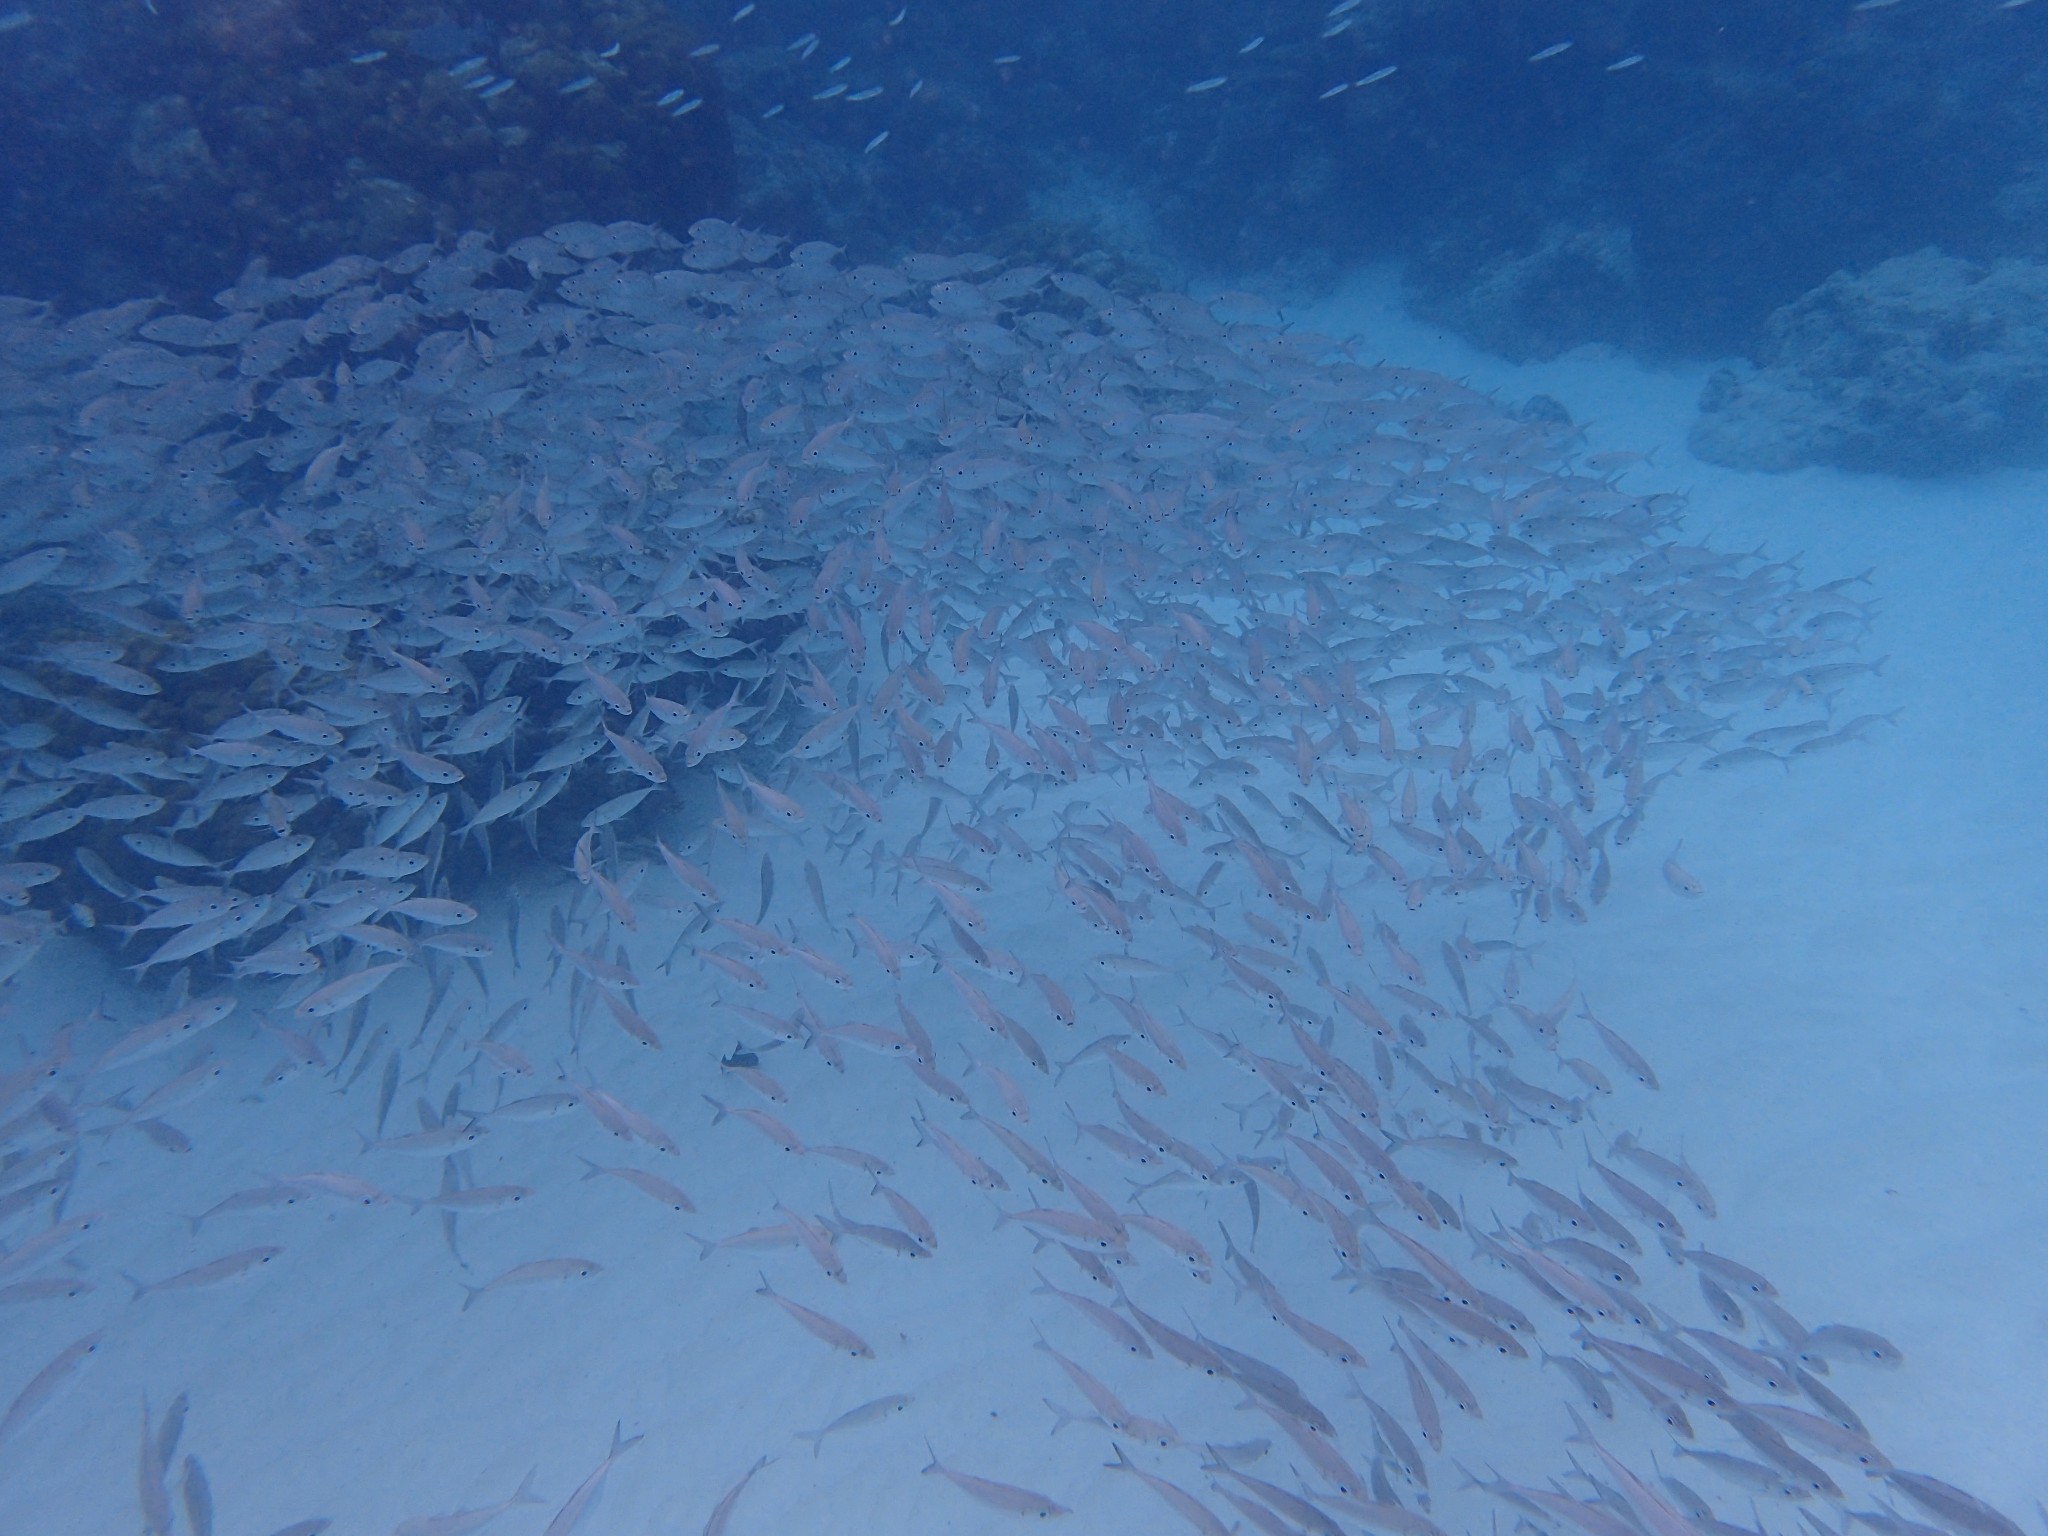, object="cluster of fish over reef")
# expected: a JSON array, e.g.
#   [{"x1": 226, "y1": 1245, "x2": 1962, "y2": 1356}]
[{"x1": 0, "y1": 220, "x2": 2013, "y2": 1536}]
